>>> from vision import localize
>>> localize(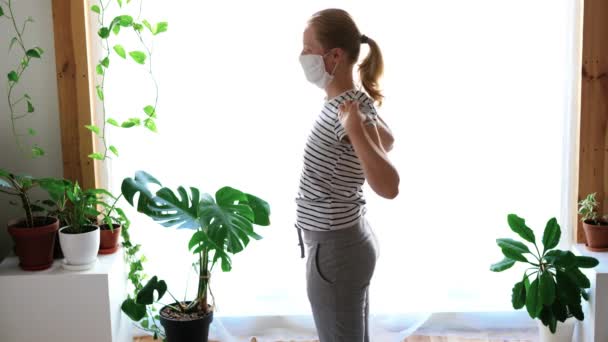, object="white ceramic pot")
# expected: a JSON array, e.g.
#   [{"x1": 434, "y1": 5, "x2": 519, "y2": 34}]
[
  {"x1": 59, "y1": 225, "x2": 100, "y2": 270},
  {"x1": 537, "y1": 317, "x2": 577, "y2": 342}
]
